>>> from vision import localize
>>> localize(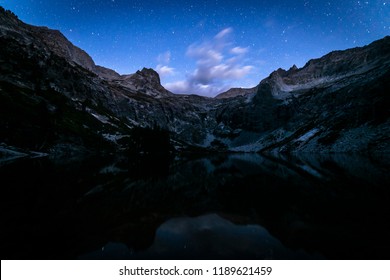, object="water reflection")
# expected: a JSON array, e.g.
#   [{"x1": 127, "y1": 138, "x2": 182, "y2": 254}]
[
  {"x1": 81, "y1": 214, "x2": 320, "y2": 259},
  {"x1": 1, "y1": 153, "x2": 389, "y2": 259}
]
